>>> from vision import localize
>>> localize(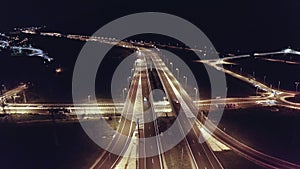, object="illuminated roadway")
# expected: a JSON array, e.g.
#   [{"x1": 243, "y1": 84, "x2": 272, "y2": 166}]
[
  {"x1": 90, "y1": 64, "x2": 141, "y2": 169},
  {"x1": 145, "y1": 48, "x2": 224, "y2": 169},
  {"x1": 7, "y1": 27, "x2": 300, "y2": 168},
  {"x1": 138, "y1": 54, "x2": 167, "y2": 169},
  {"x1": 200, "y1": 54, "x2": 300, "y2": 110},
  {"x1": 198, "y1": 52, "x2": 300, "y2": 168},
  {"x1": 0, "y1": 84, "x2": 28, "y2": 100},
  {"x1": 144, "y1": 47, "x2": 300, "y2": 169},
  {"x1": 2, "y1": 51, "x2": 300, "y2": 168}
]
